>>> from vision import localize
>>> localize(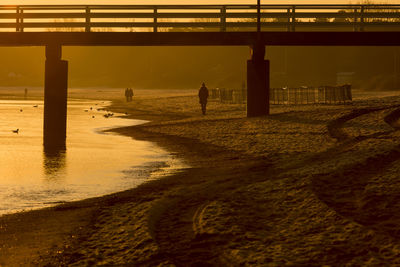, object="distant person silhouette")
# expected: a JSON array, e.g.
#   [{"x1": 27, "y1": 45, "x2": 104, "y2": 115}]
[
  {"x1": 125, "y1": 88, "x2": 129, "y2": 102},
  {"x1": 125, "y1": 88, "x2": 133, "y2": 102},
  {"x1": 128, "y1": 88, "x2": 134, "y2": 102},
  {"x1": 198, "y1": 82, "x2": 209, "y2": 115},
  {"x1": 24, "y1": 88, "x2": 28, "y2": 99}
]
